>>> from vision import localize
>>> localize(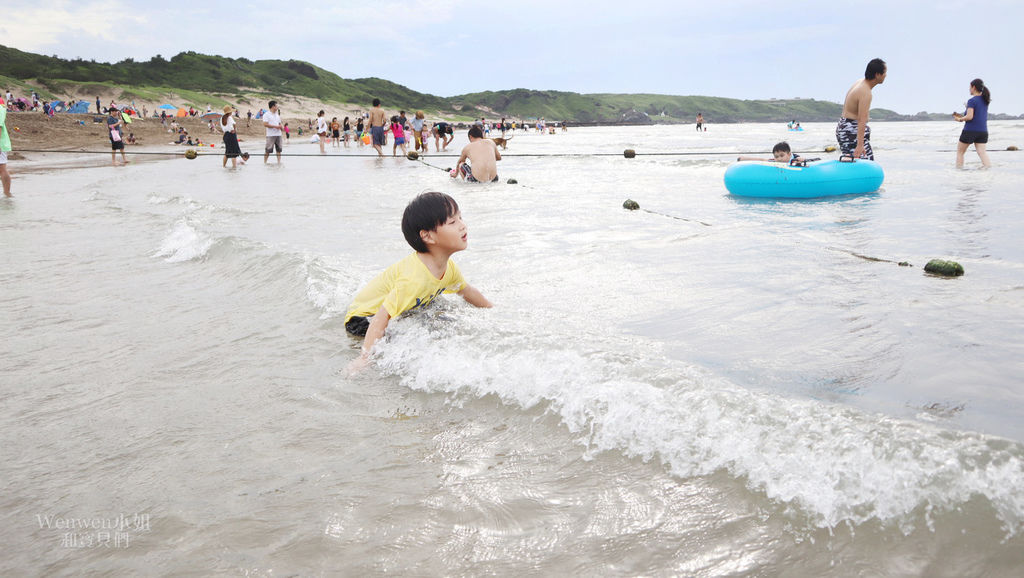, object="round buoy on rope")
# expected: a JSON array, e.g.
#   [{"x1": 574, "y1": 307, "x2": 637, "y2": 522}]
[
  {"x1": 506, "y1": 178, "x2": 518, "y2": 184},
  {"x1": 624, "y1": 149, "x2": 636, "y2": 158},
  {"x1": 1007, "y1": 145, "x2": 1019, "y2": 151},
  {"x1": 407, "y1": 151, "x2": 420, "y2": 160},
  {"x1": 184, "y1": 149, "x2": 198, "y2": 160},
  {"x1": 824, "y1": 145, "x2": 838, "y2": 153},
  {"x1": 623, "y1": 199, "x2": 640, "y2": 210},
  {"x1": 924, "y1": 259, "x2": 964, "y2": 277}
]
